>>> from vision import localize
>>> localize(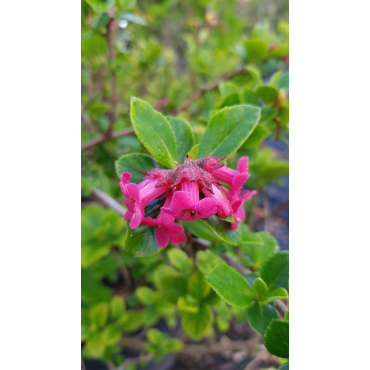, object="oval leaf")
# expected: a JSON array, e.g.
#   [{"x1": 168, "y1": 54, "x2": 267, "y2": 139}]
[
  {"x1": 167, "y1": 116, "x2": 194, "y2": 164},
  {"x1": 124, "y1": 223, "x2": 160, "y2": 257},
  {"x1": 115, "y1": 153, "x2": 159, "y2": 183},
  {"x1": 260, "y1": 251, "x2": 289, "y2": 291},
  {"x1": 205, "y1": 264, "x2": 256, "y2": 308},
  {"x1": 247, "y1": 303, "x2": 278, "y2": 336},
  {"x1": 131, "y1": 97, "x2": 177, "y2": 168},
  {"x1": 197, "y1": 105, "x2": 261, "y2": 159},
  {"x1": 182, "y1": 303, "x2": 212, "y2": 341},
  {"x1": 264, "y1": 319, "x2": 289, "y2": 359}
]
